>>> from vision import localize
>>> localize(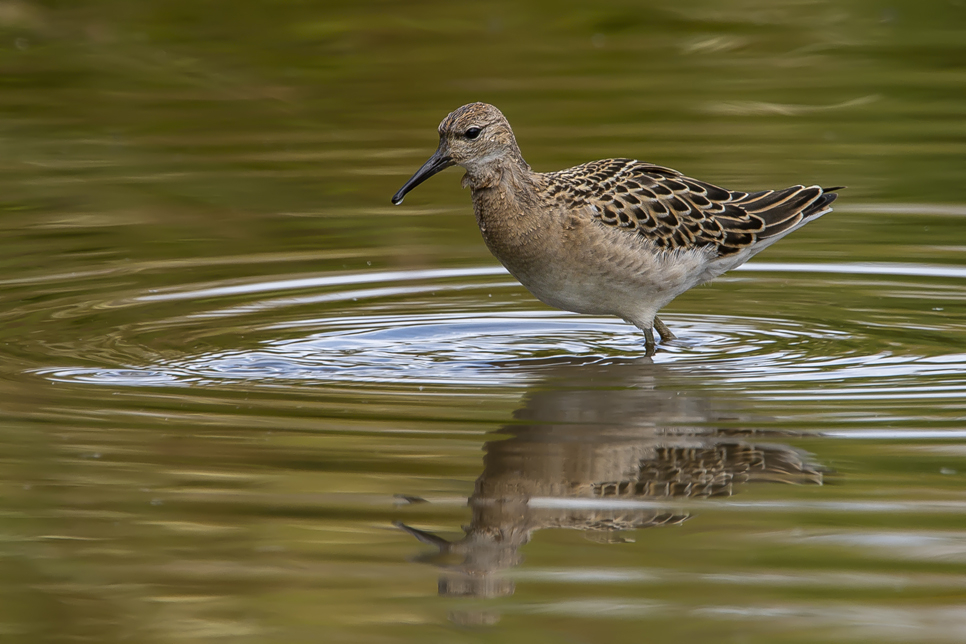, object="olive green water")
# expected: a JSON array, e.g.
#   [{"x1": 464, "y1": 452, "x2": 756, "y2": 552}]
[{"x1": 2, "y1": 1, "x2": 966, "y2": 642}]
